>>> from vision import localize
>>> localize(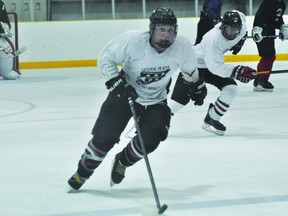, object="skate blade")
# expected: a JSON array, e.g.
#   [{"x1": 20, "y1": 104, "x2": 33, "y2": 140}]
[
  {"x1": 253, "y1": 86, "x2": 274, "y2": 92},
  {"x1": 202, "y1": 123, "x2": 225, "y2": 136},
  {"x1": 110, "y1": 158, "x2": 116, "y2": 187},
  {"x1": 66, "y1": 185, "x2": 79, "y2": 193},
  {"x1": 110, "y1": 179, "x2": 115, "y2": 187}
]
